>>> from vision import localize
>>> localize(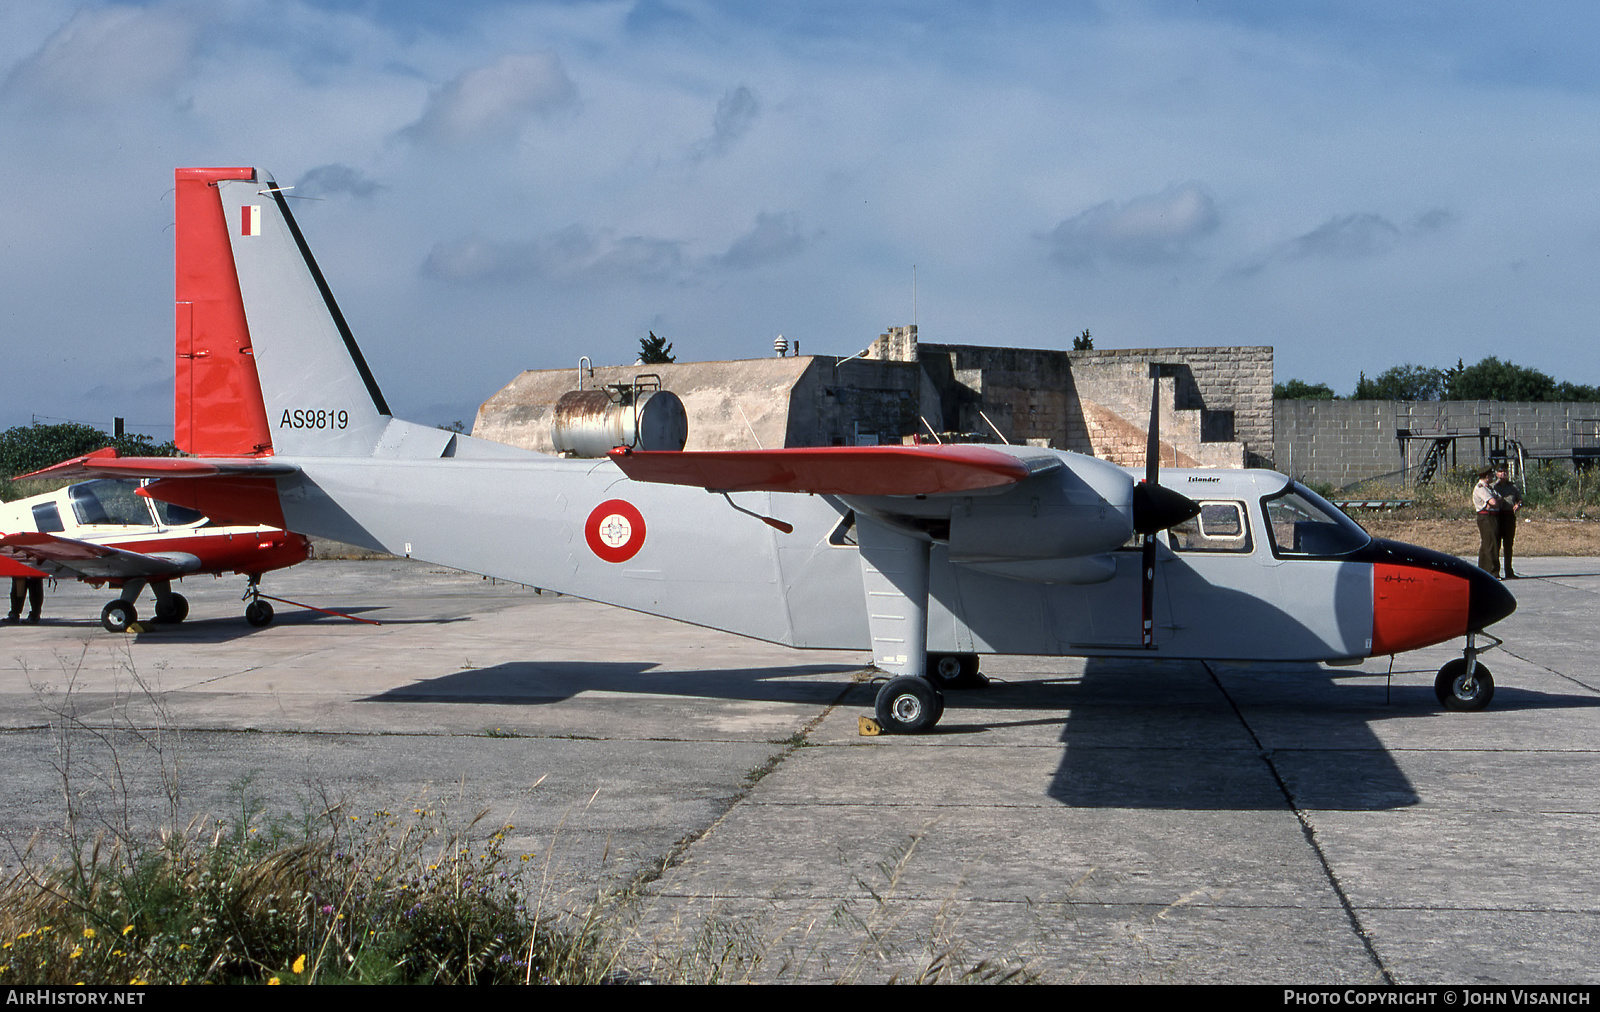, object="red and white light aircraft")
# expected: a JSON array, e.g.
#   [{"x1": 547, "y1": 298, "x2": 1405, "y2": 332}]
[
  {"x1": 0, "y1": 468, "x2": 310, "y2": 631},
  {"x1": 23, "y1": 167, "x2": 1517, "y2": 730}
]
